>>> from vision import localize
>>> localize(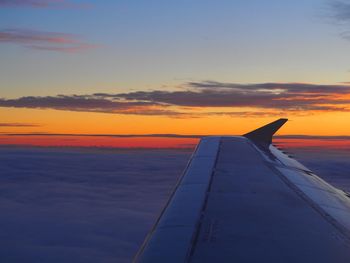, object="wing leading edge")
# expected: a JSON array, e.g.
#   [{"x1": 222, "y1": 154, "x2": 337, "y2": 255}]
[{"x1": 134, "y1": 119, "x2": 350, "y2": 263}]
